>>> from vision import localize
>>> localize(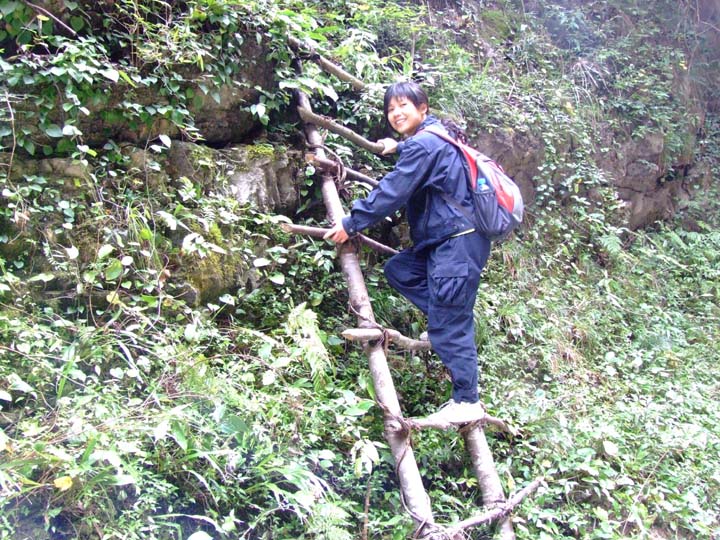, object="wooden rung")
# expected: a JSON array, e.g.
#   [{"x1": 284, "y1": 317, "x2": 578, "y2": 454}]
[
  {"x1": 280, "y1": 223, "x2": 398, "y2": 256},
  {"x1": 406, "y1": 413, "x2": 518, "y2": 435},
  {"x1": 305, "y1": 154, "x2": 380, "y2": 187},
  {"x1": 342, "y1": 328, "x2": 432, "y2": 351},
  {"x1": 443, "y1": 478, "x2": 544, "y2": 536}
]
